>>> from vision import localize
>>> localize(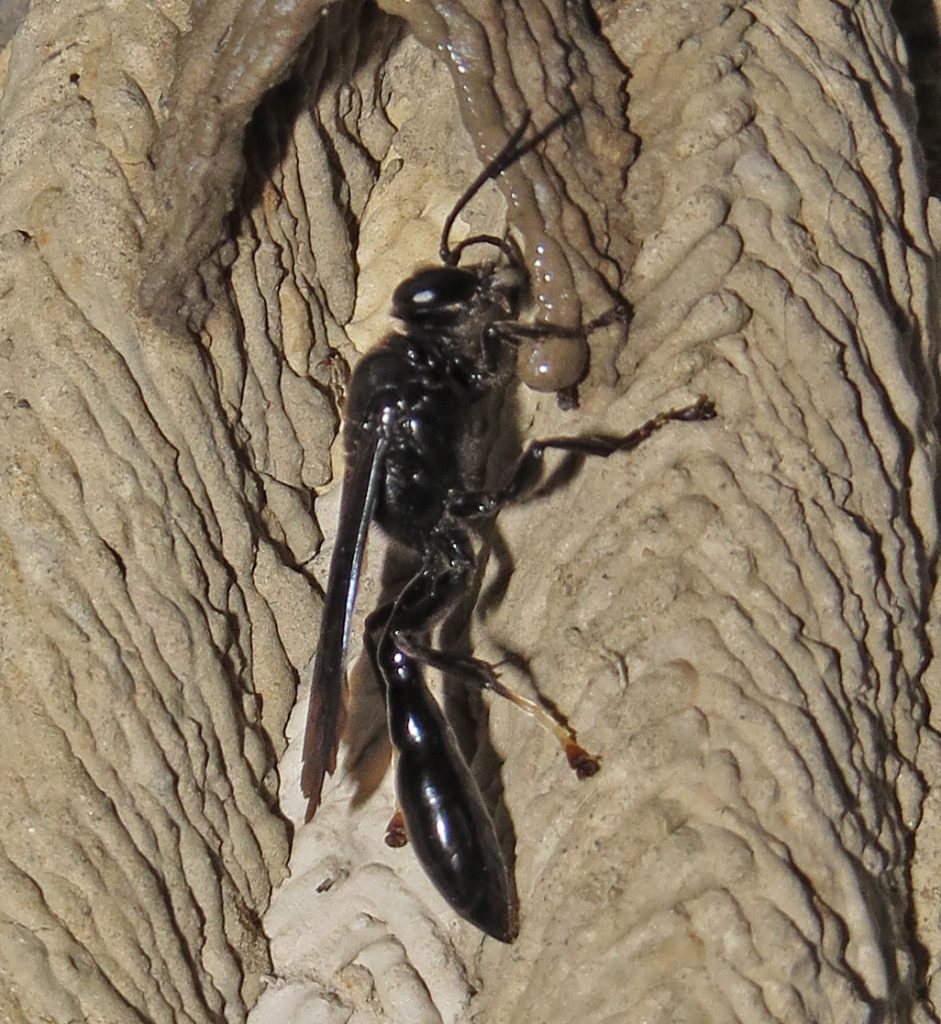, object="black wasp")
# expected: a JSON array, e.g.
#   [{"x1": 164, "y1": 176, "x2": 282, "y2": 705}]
[{"x1": 301, "y1": 114, "x2": 716, "y2": 942}]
